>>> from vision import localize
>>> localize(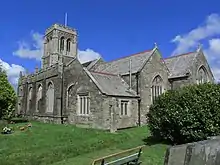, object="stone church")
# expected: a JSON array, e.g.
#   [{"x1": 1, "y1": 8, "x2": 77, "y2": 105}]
[{"x1": 16, "y1": 23, "x2": 214, "y2": 131}]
